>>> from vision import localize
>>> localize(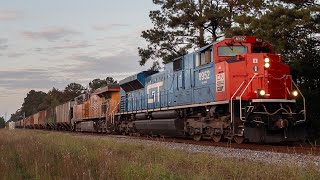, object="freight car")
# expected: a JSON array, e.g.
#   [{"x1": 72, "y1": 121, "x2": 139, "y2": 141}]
[
  {"x1": 14, "y1": 119, "x2": 24, "y2": 128},
  {"x1": 115, "y1": 36, "x2": 306, "y2": 144},
  {"x1": 17, "y1": 85, "x2": 120, "y2": 133},
  {"x1": 15, "y1": 103, "x2": 68, "y2": 130},
  {"x1": 53, "y1": 101, "x2": 72, "y2": 130}
]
